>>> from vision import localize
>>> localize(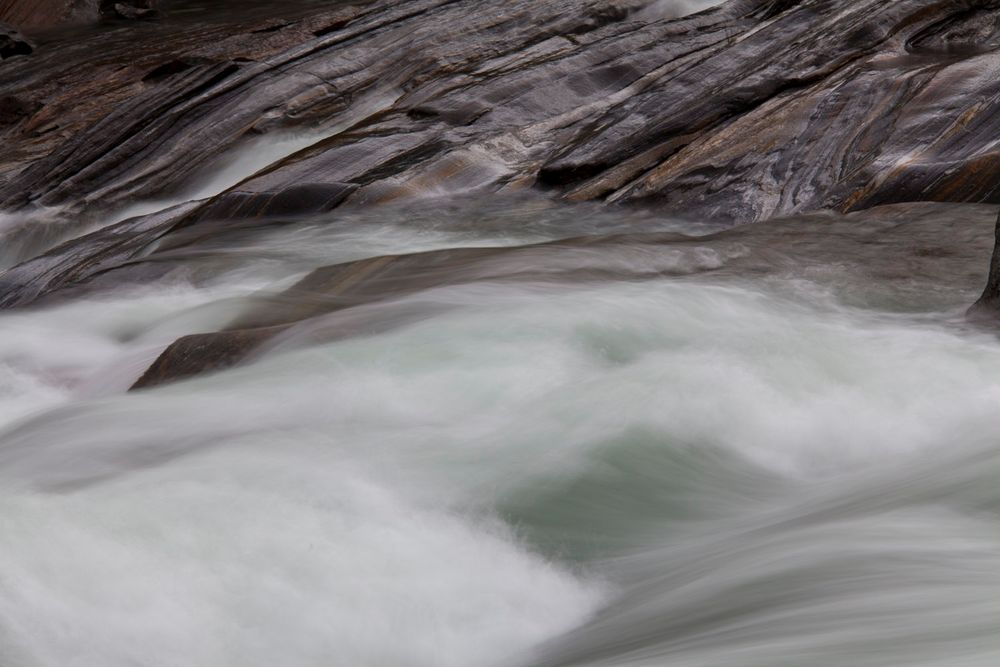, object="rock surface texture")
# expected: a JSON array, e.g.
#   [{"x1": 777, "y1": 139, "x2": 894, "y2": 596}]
[
  {"x1": 5, "y1": 0, "x2": 1000, "y2": 222},
  {"x1": 0, "y1": 0, "x2": 159, "y2": 29},
  {"x1": 0, "y1": 1, "x2": 93, "y2": 29},
  {"x1": 129, "y1": 201, "x2": 999, "y2": 389},
  {"x1": 4, "y1": 0, "x2": 1000, "y2": 380}
]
